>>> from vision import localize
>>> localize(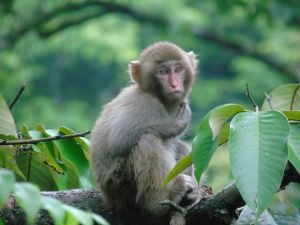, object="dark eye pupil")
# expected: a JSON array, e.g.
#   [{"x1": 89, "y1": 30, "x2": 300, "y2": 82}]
[
  {"x1": 160, "y1": 69, "x2": 168, "y2": 75},
  {"x1": 175, "y1": 66, "x2": 182, "y2": 72}
]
